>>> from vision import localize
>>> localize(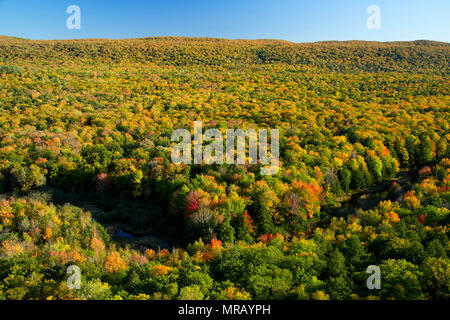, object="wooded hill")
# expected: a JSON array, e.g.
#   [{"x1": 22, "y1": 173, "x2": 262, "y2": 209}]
[{"x1": 1, "y1": 36, "x2": 448, "y2": 74}]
